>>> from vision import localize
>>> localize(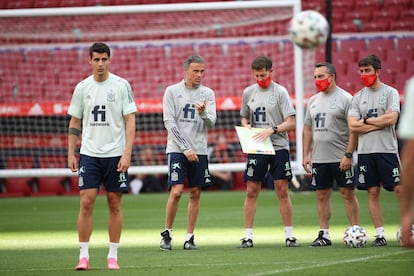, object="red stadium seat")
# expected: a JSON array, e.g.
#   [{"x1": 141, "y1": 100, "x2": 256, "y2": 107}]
[
  {"x1": 59, "y1": 0, "x2": 86, "y2": 7},
  {"x1": 395, "y1": 72, "x2": 414, "y2": 93},
  {"x1": 31, "y1": 0, "x2": 61, "y2": 8},
  {"x1": 232, "y1": 171, "x2": 245, "y2": 191},
  {"x1": 354, "y1": 0, "x2": 381, "y2": 9},
  {"x1": 390, "y1": 20, "x2": 414, "y2": 31},
  {"x1": 5, "y1": 0, "x2": 34, "y2": 9},
  {"x1": 396, "y1": 37, "x2": 414, "y2": 53},
  {"x1": 375, "y1": 8, "x2": 401, "y2": 21},
  {"x1": 362, "y1": 21, "x2": 390, "y2": 32},
  {"x1": 361, "y1": 38, "x2": 396, "y2": 62},
  {"x1": 332, "y1": 22, "x2": 361, "y2": 33},
  {"x1": 337, "y1": 70, "x2": 362, "y2": 95},
  {"x1": 332, "y1": 0, "x2": 355, "y2": 10},
  {"x1": 66, "y1": 176, "x2": 80, "y2": 195},
  {"x1": 5, "y1": 156, "x2": 35, "y2": 196},
  {"x1": 36, "y1": 155, "x2": 68, "y2": 195},
  {"x1": 337, "y1": 39, "x2": 368, "y2": 60},
  {"x1": 383, "y1": 0, "x2": 413, "y2": 9}
]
